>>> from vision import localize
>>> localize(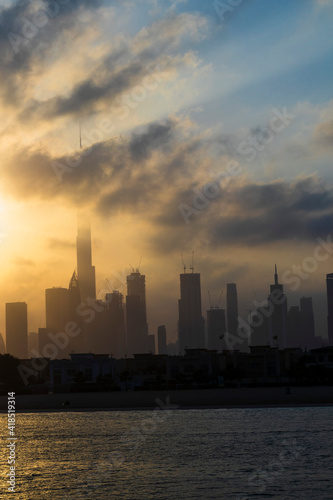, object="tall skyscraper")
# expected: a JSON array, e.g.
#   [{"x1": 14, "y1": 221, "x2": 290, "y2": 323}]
[
  {"x1": 6, "y1": 302, "x2": 28, "y2": 359},
  {"x1": 157, "y1": 325, "x2": 167, "y2": 355},
  {"x1": 76, "y1": 214, "x2": 96, "y2": 302},
  {"x1": 268, "y1": 265, "x2": 287, "y2": 349},
  {"x1": 126, "y1": 271, "x2": 149, "y2": 356},
  {"x1": 207, "y1": 307, "x2": 226, "y2": 351},
  {"x1": 326, "y1": 273, "x2": 333, "y2": 345},
  {"x1": 227, "y1": 283, "x2": 238, "y2": 336},
  {"x1": 178, "y1": 272, "x2": 205, "y2": 352}
]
